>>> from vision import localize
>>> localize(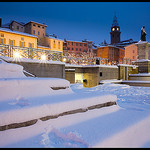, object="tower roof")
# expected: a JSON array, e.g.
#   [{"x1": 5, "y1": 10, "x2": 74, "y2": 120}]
[{"x1": 112, "y1": 15, "x2": 119, "y2": 27}]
